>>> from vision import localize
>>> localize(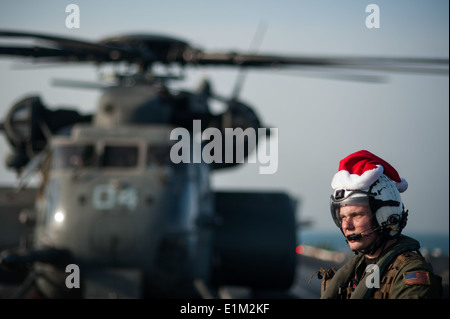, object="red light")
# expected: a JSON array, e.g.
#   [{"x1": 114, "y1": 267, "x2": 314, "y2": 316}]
[{"x1": 296, "y1": 245, "x2": 304, "y2": 255}]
